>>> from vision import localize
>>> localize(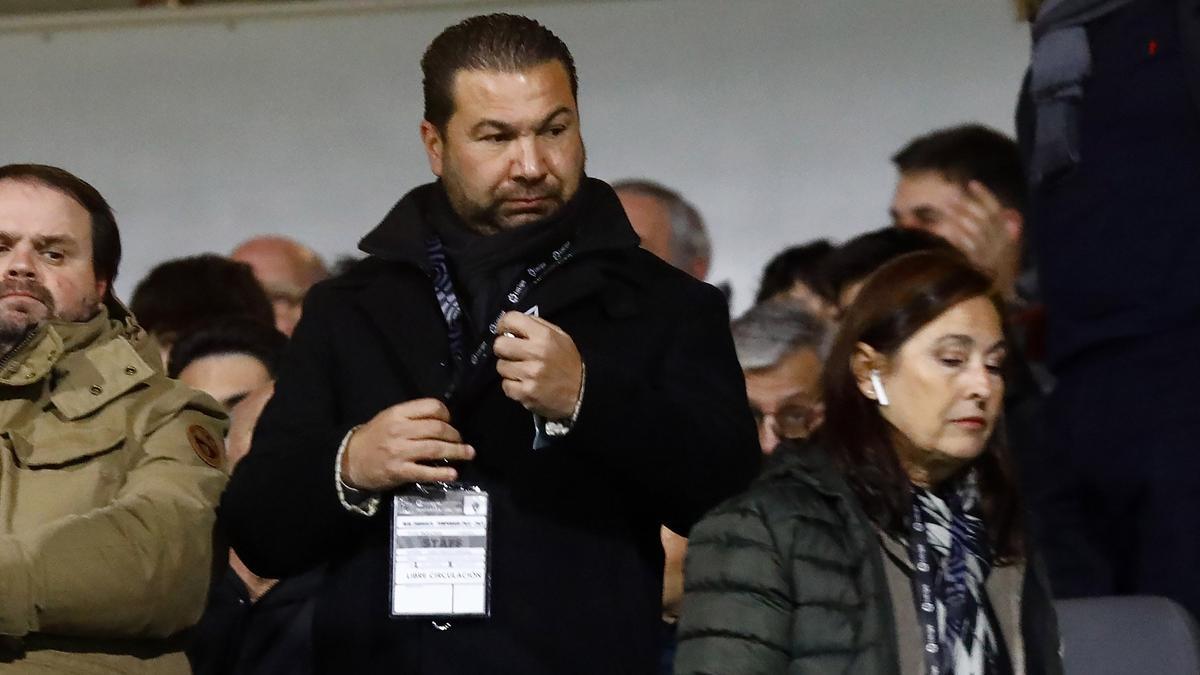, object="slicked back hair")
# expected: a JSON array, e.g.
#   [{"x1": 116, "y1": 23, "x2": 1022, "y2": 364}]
[
  {"x1": 0, "y1": 164, "x2": 121, "y2": 299},
  {"x1": 421, "y1": 13, "x2": 578, "y2": 132}
]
